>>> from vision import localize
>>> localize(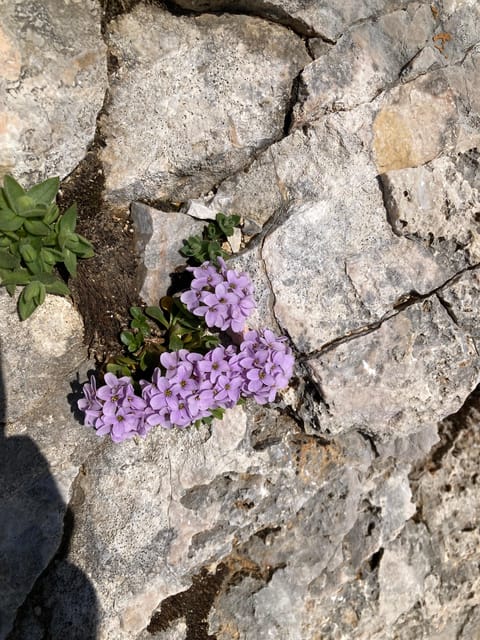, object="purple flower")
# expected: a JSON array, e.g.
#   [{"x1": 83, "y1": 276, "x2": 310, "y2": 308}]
[
  {"x1": 170, "y1": 363, "x2": 196, "y2": 398},
  {"x1": 182, "y1": 259, "x2": 256, "y2": 333},
  {"x1": 78, "y1": 258, "x2": 295, "y2": 441},
  {"x1": 188, "y1": 262, "x2": 223, "y2": 289},
  {"x1": 100, "y1": 408, "x2": 142, "y2": 443},
  {"x1": 193, "y1": 296, "x2": 228, "y2": 328},
  {"x1": 180, "y1": 288, "x2": 202, "y2": 310},
  {"x1": 214, "y1": 373, "x2": 243, "y2": 408},
  {"x1": 77, "y1": 375, "x2": 102, "y2": 427},
  {"x1": 77, "y1": 374, "x2": 148, "y2": 442},
  {"x1": 186, "y1": 384, "x2": 214, "y2": 419},
  {"x1": 160, "y1": 351, "x2": 181, "y2": 378},
  {"x1": 197, "y1": 346, "x2": 231, "y2": 384},
  {"x1": 237, "y1": 329, "x2": 294, "y2": 404}
]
